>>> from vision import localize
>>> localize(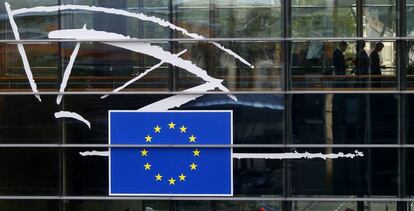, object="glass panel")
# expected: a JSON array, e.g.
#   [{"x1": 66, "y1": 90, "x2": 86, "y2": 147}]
[
  {"x1": 62, "y1": 94, "x2": 284, "y2": 144},
  {"x1": 291, "y1": 41, "x2": 396, "y2": 90},
  {"x1": 0, "y1": 95, "x2": 59, "y2": 144},
  {"x1": 66, "y1": 147, "x2": 284, "y2": 196},
  {"x1": 292, "y1": 94, "x2": 398, "y2": 144},
  {"x1": 64, "y1": 200, "x2": 144, "y2": 211},
  {"x1": 406, "y1": 94, "x2": 414, "y2": 143},
  {"x1": 178, "y1": 201, "x2": 212, "y2": 211},
  {"x1": 0, "y1": 148, "x2": 59, "y2": 195},
  {"x1": 292, "y1": 0, "x2": 357, "y2": 37},
  {"x1": 364, "y1": 201, "x2": 397, "y2": 211},
  {"x1": 216, "y1": 201, "x2": 282, "y2": 211},
  {"x1": 177, "y1": 42, "x2": 282, "y2": 91},
  {"x1": 176, "y1": 0, "x2": 282, "y2": 38},
  {"x1": 363, "y1": 0, "x2": 396, "y2": 37},
  {"x1": 233, "y1": 148, "x2": 284, "y2": 196},
  {"x1": 293, "y1": 201, "x2": 357, "y2": 211},
  {"x1": 289, "y1": 148, "x2": 398, "y2": 196},
  {"x1": 0, "y1": 200, "x2": 59, "y2": 211}
]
